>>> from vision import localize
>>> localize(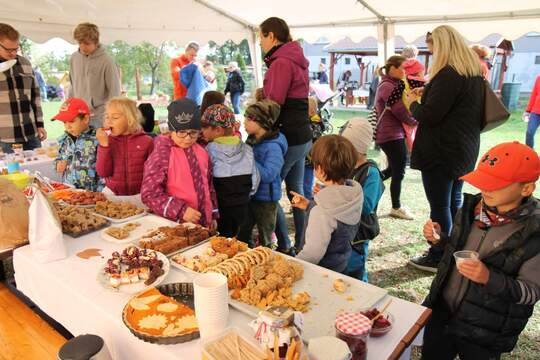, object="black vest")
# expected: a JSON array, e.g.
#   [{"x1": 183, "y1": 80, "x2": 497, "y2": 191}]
[{"x1": 424, "y1": 193, "x2": 540, "y2": 352}]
